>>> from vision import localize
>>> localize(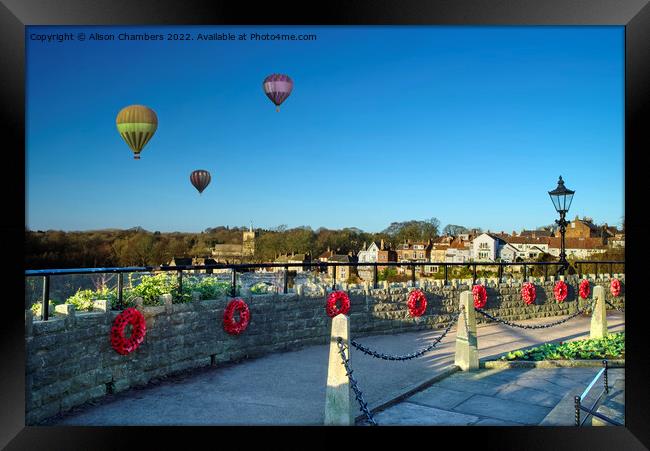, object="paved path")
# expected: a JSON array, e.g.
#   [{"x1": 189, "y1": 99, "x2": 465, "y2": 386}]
[
  {"x1": 48, "y1": 311, "x2": 624, "y2": 426},
  {"x1": 372, "y1": 367, "x2": 625, "y2": 426}
]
